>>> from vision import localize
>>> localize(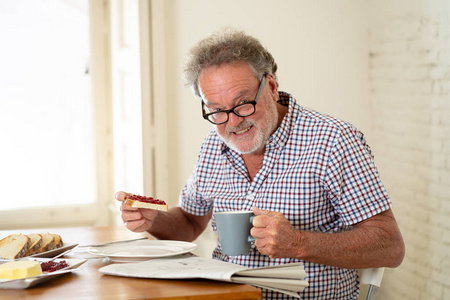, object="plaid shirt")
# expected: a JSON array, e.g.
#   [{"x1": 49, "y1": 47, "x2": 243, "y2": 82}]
[{"x1": 180, "y1": 92, "x2": 391, "y2": 299}]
